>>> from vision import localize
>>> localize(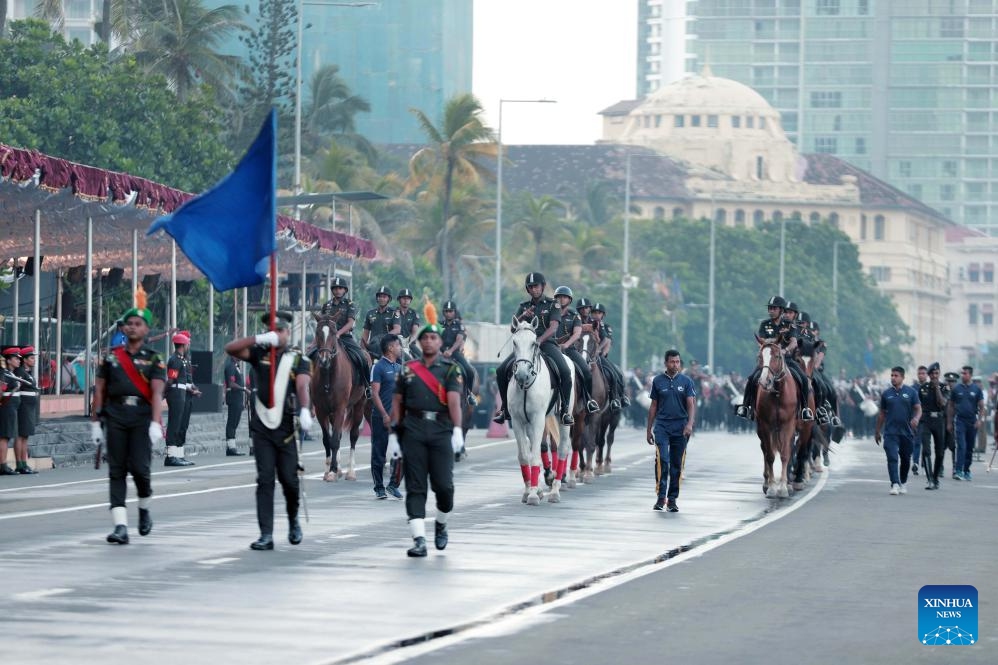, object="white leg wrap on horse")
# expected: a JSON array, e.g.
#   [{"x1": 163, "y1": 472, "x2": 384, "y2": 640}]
[
  {"x1": 408, "y1": 518, "x2": 426, "y2": 539},
  {"x1": 435, "y1": 510, "x2": 449, "y2": 526}
]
